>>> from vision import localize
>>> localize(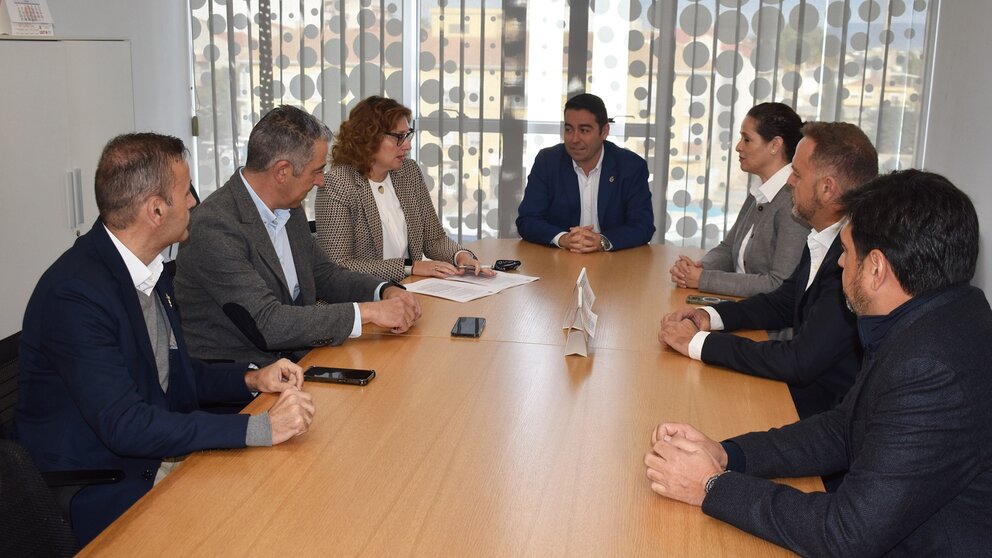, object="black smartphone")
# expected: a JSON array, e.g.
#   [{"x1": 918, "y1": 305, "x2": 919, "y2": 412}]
[
  {"x1": 304, "y1": 366, "x2": 375, "y2": 386},
  {"x1": 451, "y1": 316, "x2": 486, "y2": 338},
  {"x1": 685, "y1": 294, "x2": 734, "y2": 306},
  {"x1": 493, "y1": 259, "x2": 521, "y2": 271}
]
